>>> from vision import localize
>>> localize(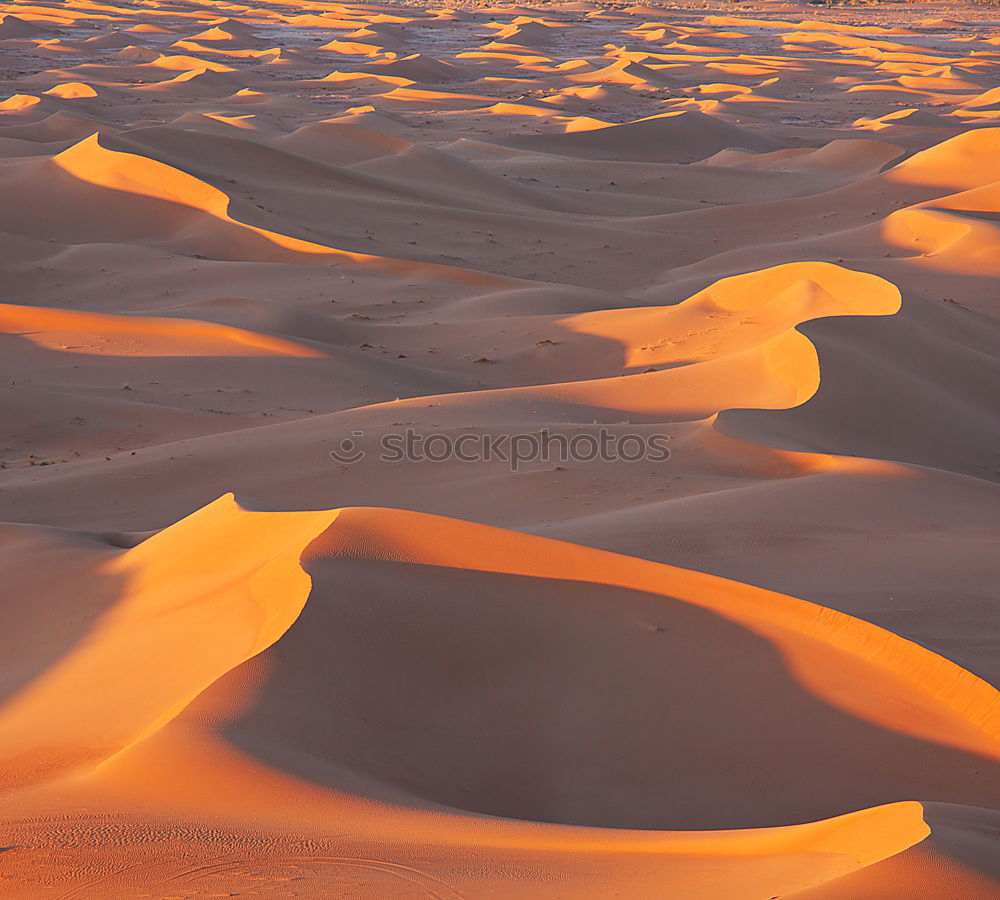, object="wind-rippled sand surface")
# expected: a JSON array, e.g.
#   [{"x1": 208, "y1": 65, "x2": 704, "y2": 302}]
[{"x1": 1, "y1": 0, "x2": 999, "y2": 896}]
